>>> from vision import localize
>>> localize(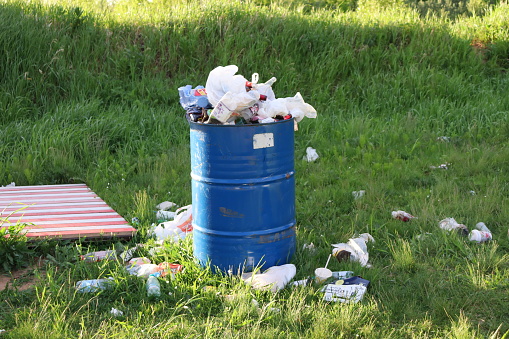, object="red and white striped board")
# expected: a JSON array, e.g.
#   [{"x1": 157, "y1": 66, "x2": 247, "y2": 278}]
[{"x1": 0, "y1": 184, "x2": 136, "y2": 240}]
